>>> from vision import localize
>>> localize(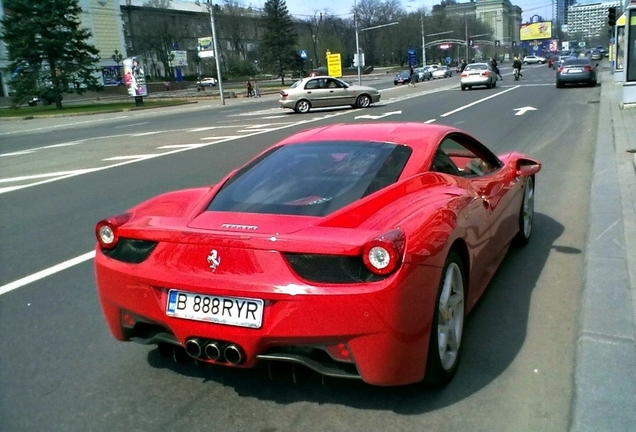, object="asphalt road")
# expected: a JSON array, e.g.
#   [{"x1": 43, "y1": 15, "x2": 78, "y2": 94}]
[{"x1": 0, "y1": 63, "x2": 600, "y2": 431}]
